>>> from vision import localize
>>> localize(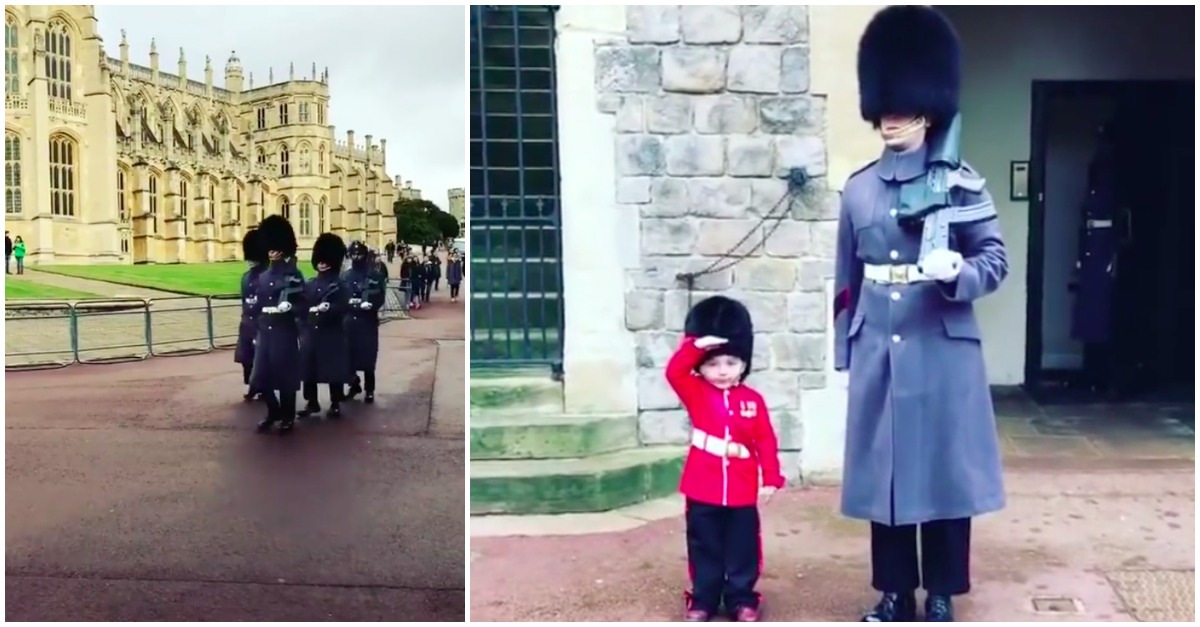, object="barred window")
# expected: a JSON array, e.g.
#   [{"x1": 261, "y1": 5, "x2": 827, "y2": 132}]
[
  {"x1": 5, "y1": 132, "x2": 21, "y2": 213},
  {"x1": 278, "y1": 102, "x2": 289, "y2": 125},
  {"x1": 317, "y1": 103, "x2": 325, "y2": 125},
  {"x1": 299, "y1": 102, "x2": 310, "y2": 123},
  {"x1": 299, "y1": 197, "x2": 312, "y2": 236},
  {"x1": 5, "y1": 15, "x2": 18, "y2": 95},
  {"x1": 45, "y1": 19, "x2": 72, "y2": 100},
  {"x1": 49, "y1": 134, "x2": 76, "y2": 216},
  {"x1": 279, "y1": 146, "x2": 290, "y2": 176},
  {"x1": 256, "y1": 106, "x2": 266, "y2": 130}
]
